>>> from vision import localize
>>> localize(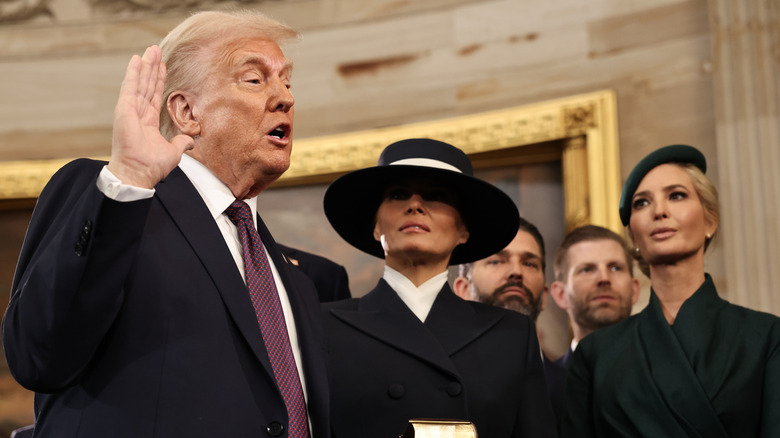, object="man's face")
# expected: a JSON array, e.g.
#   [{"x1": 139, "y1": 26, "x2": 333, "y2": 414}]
[
  {"x1": 560, "y1": 239, "x2": 637, "y2": 332},
  {"x1": 467, "y1": 230, "x2": 547, "y2": 320},
  {"x1": 185, "y1": 37, "x2": 295, "y2": 199}
]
